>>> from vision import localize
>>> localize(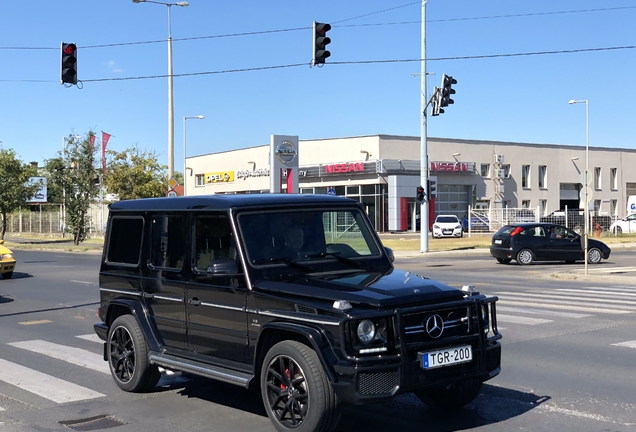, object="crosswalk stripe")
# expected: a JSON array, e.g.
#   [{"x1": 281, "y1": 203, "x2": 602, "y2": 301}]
[
  {"x1": 584, "y1": 267, "x2": 636, "y2": 274},
  {"x1": 612, "y1": 340, "x2": 636, "y2": 349},
  {"x1": 0, "y1": 358, "x2": 105, "y2": 403},
  {"x1": 494, "y1": 292, "x2": 636, "y2": 310},
  {"x1": 552, "y1": 288, "x2": 636, "y2": 298},
  {"x1": 8, "y1": 340, "x2": 110, "y2": 375},
  {"x1": 496, "y1": 314, "x2": 552, "y2": 325},
  {"x1": 496, "y1": 306, "x2": 591, "y2": 318},
  {"x1": 496, "y1": 300, "x2": 632, "y2": 314}
]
